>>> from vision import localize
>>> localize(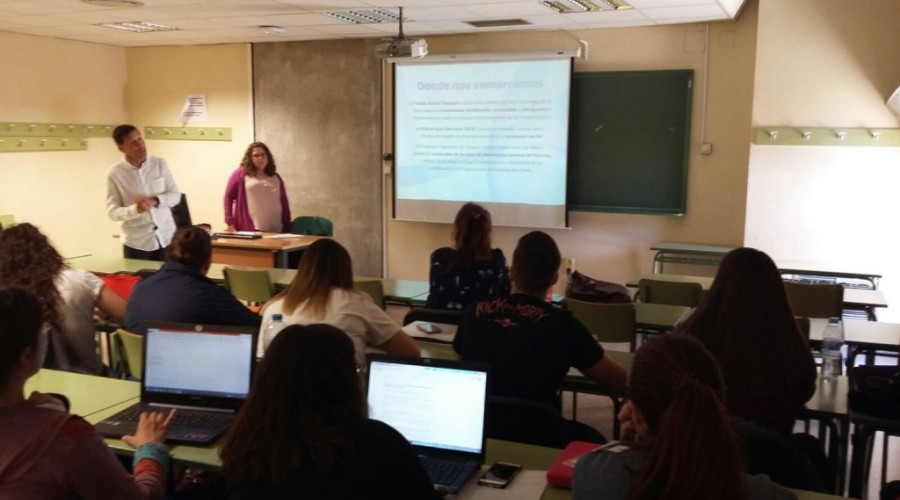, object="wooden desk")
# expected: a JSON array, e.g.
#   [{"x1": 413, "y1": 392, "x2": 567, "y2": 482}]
[
  {"x1": 650, "y1": 242, "x2": 735, "y2": 273},
  {"x1": 210, "y1": 234, "x2": 324, "y2": 268}
]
